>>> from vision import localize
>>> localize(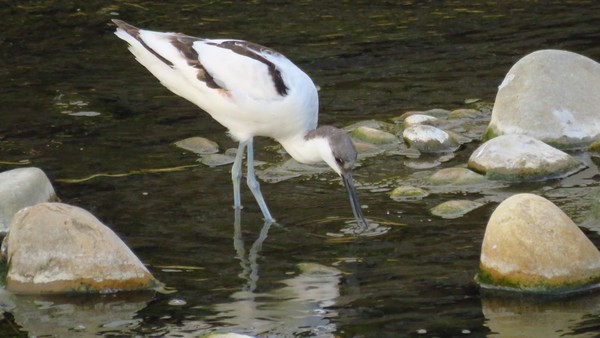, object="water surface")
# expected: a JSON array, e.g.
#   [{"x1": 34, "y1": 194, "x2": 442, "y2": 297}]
[{"x1": 1, "y1": 1, "x2": 600, "y2": 336}]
